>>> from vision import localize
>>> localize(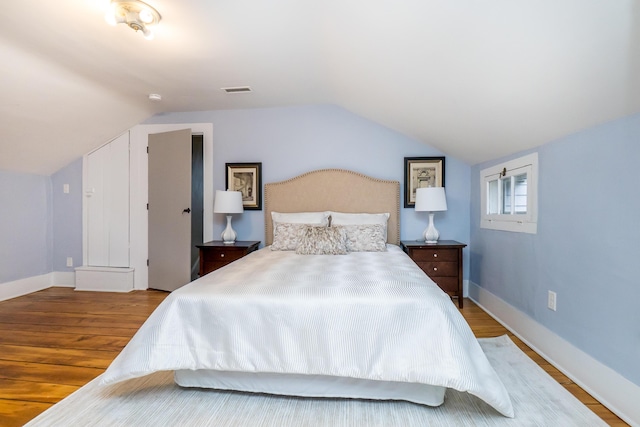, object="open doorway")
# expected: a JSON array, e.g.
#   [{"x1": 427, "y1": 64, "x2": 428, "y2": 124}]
[{"x1": 191, "y1": 134, "x2": 204, "y2": 281}]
